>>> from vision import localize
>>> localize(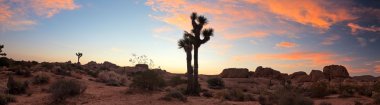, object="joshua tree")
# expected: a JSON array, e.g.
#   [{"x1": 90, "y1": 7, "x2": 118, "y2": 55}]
[
  {"x1": 185, "y1": 12, "x2": 214, "y2": 95},
  {"x1": 76, "y1": 52, "x2": 83, "y2": 64},
  {"x1": 0, "y1": 45, "x2": 6, "y2": 56},
  {"x1": 178, "y1": 32, "x2": 194, "y2": 95}
]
